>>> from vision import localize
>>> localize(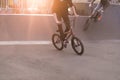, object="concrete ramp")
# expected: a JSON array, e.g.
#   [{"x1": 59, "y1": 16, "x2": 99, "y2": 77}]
[
  {"x1": 0, "y1": 14, "x2": 56, "y2": 41},
  {"x1": 0, "y1": 5, "x2": 120, "y2": 41}
]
